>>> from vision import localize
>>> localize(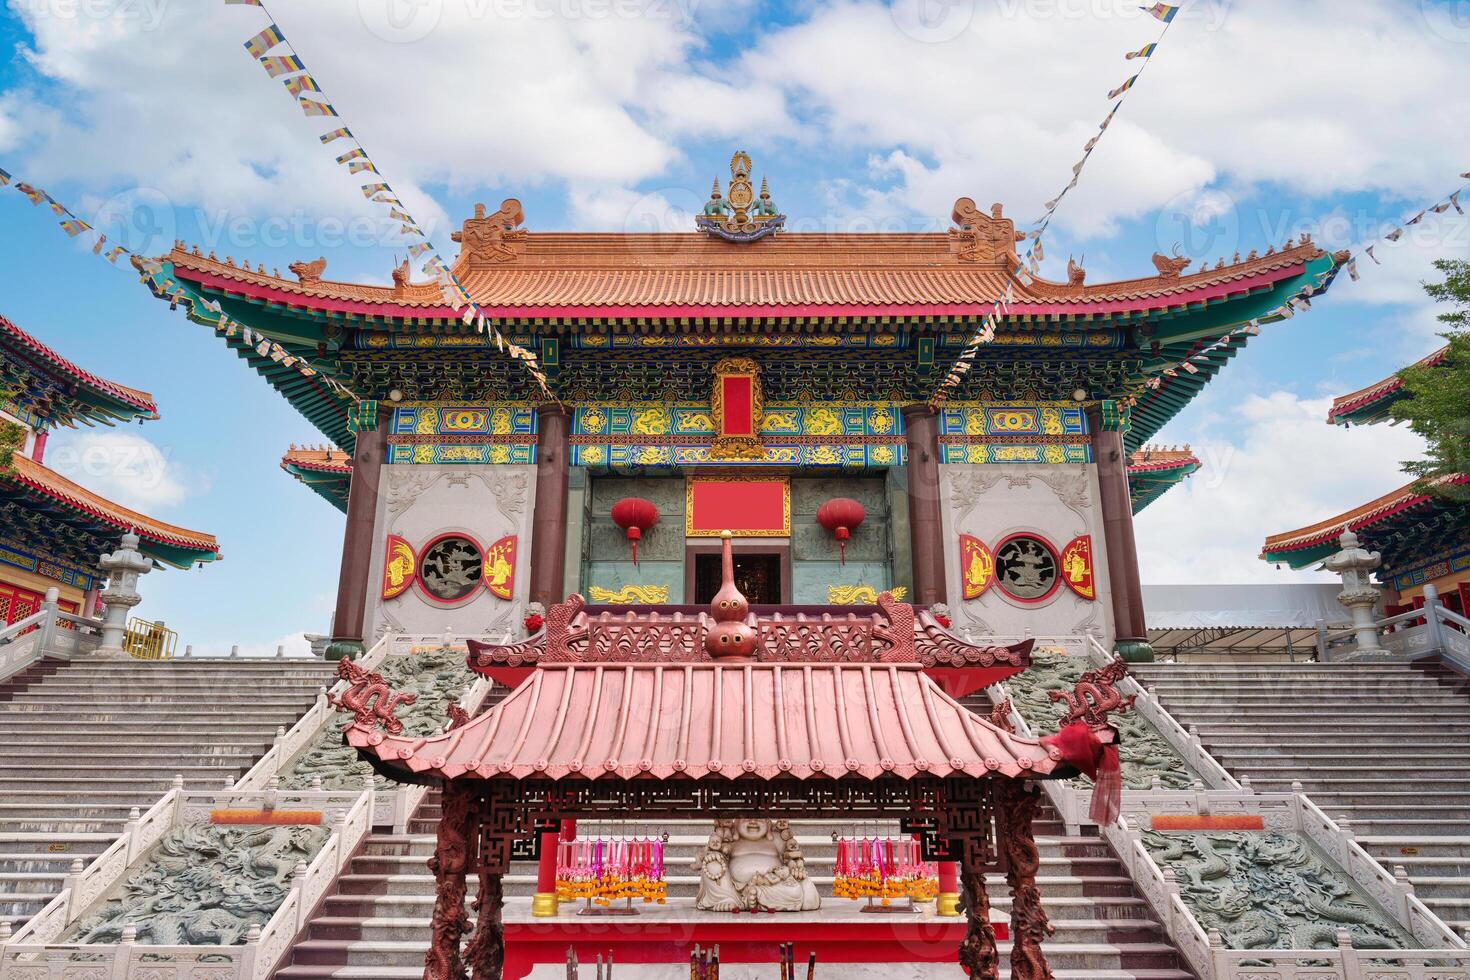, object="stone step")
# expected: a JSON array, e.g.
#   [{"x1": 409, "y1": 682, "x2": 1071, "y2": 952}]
[
  {"x1": 299, "y1": 913, "x2": 1170, "y2": 946},
  {"x1": 0, "y1": 870, "x2": 65, "y2": 894},
  {"x1": 1301, "y1": 792, "x2": 1470, "y2": 807},
  {"x1": 1149, "y1": 690, "x2": 1468, "y2": 702},
  {"x1": 0, "y1": 751, "x2": 261, "y2": 767},
  {"x1": 1363, "y1": 838, "x2": 1470, "y2": 860},
  {"x1": 327, "y1": 871, "x2": 1144, "y2": 901},
  {"x1": 282, "y1": 937, "x2": 1184, "y2": 972},
  {"x1": 275, "y1": 970, "x2": 1193, "y2": 980},
  {"x1": 4, "y1": 694, "x2": 325, "y2": 708},
  {"x1": 1406, "y1": 877, "x2": 1470, "y2": 899}
]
